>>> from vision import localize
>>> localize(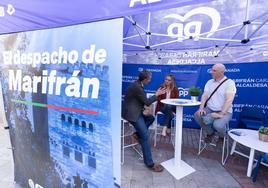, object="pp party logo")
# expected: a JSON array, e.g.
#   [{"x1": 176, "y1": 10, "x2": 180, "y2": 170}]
[{"x1": 165, "y1": 7, "x2": 221, "y2": 42}]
